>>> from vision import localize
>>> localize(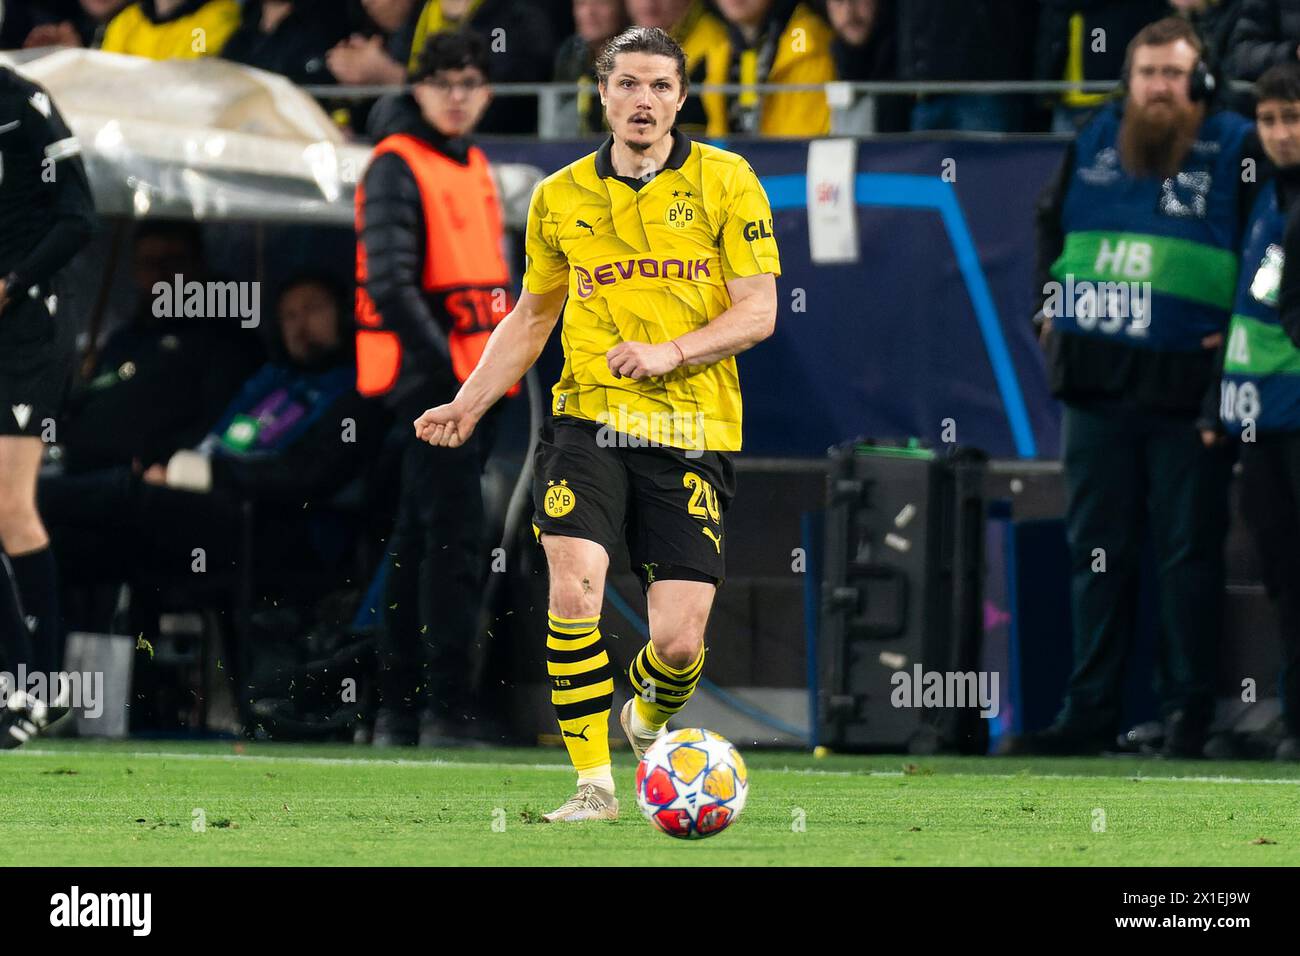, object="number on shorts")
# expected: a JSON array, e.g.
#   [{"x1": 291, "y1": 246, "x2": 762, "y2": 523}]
[{"x1": 683, "y1": 472, "x2": 720, "y2": 522}]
